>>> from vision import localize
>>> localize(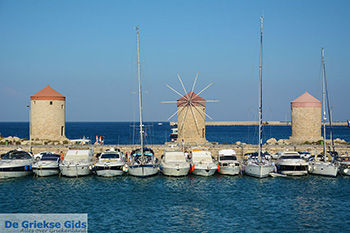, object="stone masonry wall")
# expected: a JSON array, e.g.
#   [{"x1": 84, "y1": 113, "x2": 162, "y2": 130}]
[
  {"x1": 30, "y1": 99, "x2": 66, "y2": 141},
  {"x1": 177, "y1": 105, "x2": 206, "y2": 144},
  {"x1": 290, "y1": 106, "x2": 322, "y2": 143}
]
